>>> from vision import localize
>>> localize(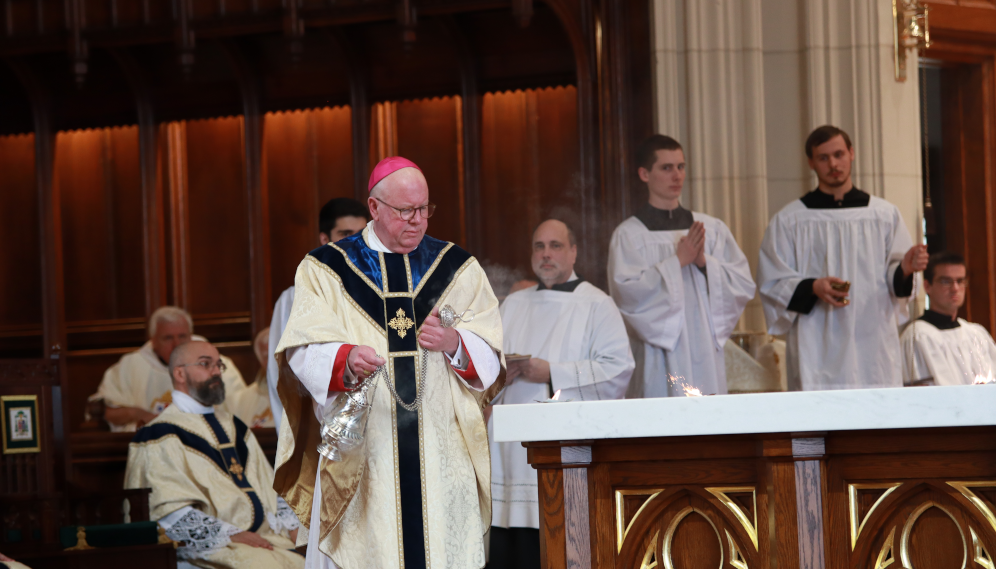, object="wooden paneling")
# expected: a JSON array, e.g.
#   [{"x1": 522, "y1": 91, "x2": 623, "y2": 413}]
[
  {"x1": 56, "y1": 127, "x2": 145, "y2": 326},
  {"x1": 529, "y1": 428, "x2": 996, "y2": 569},
  {"x1": 264, "y1": 107, "x2": 354, "y2": 297},
  {"x1": 480, "y1": 87, "x2": 580, "y2": 276},
  {"x1": 396, "y1": 97, "x2": 465, "y2": 247},
  {"x1": 180, "y1": 117, "x2": 251, "y2": 317},
  {"x1": 0, "y1": 134, "x2": 42, "y2": 357}
]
